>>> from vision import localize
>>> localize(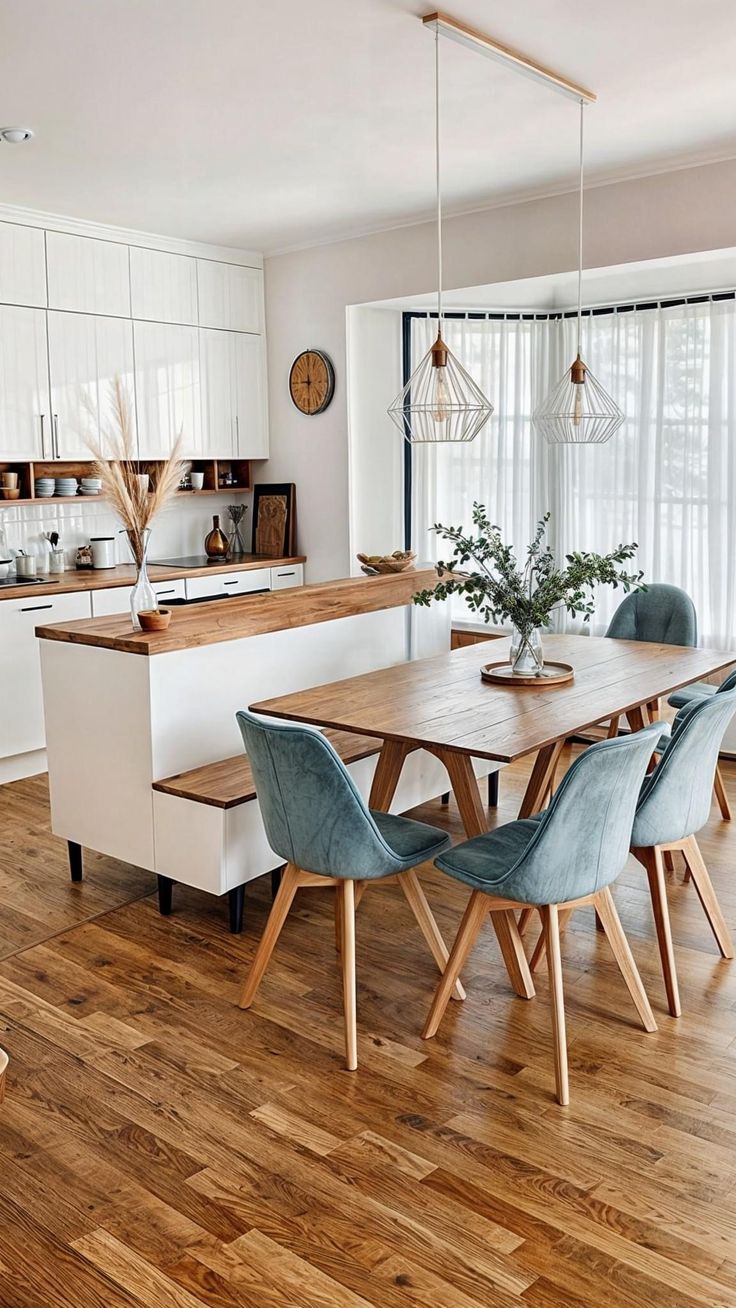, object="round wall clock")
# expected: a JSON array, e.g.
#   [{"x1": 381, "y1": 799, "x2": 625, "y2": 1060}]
[{"x1": 289, "y1": 349, "x2": 335, "y2": 415}]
